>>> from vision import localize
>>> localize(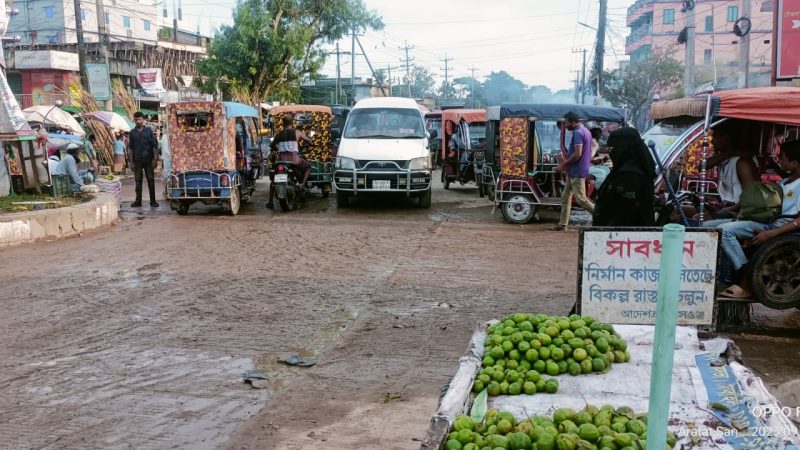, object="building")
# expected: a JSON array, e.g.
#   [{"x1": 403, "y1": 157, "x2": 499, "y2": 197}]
[
  {"x1": 5, "y1": 0, "x2": 208, "y2": 109},
  {"x1": 626, "y1": 0, "x2": 774, "y2": 88}
]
